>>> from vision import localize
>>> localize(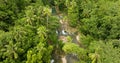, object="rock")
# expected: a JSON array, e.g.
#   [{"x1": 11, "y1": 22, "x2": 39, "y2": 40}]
[
  {"x1": 61, "y1": 56, "x2": 67, "y2": 63},
  {"x1": 51, "y1": 59, "x2": 54, "y2": 63}
]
